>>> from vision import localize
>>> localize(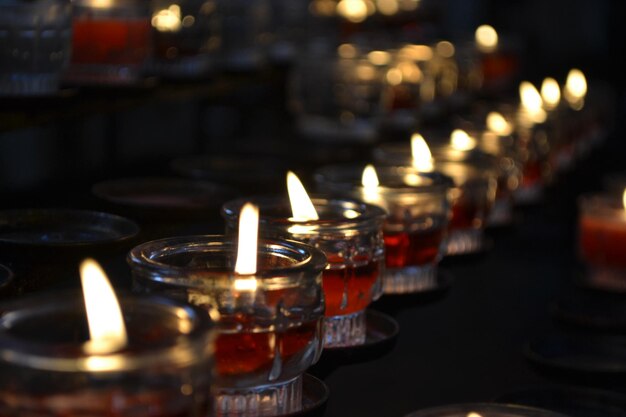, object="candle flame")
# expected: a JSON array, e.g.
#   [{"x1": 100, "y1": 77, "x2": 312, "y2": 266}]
[
  {"x1": 152, "y1": 5, "x2": 182, "y2": 32},
  {"x1": 336, "y1": 0, "x2": 369, "y2": 23},
  {"x1": 80, "y1": 259, "x2": 127, "y2": 354},
  {"x1": 287, "y1": 171, "x2": 319, "y2": 221},
  {"x1": 519, "y1": 81, "x2": 547, "y2": 123},
  {"x1": 234, "y1": 203, "x2": 259, "y2": 279},
  {"x1": 368, "y1": 50, "x2": 391, "y2": 66},
  {"x1": 486, "y1": 112, "x2": 513, "y2": 136},
  {"x1": 411, "y1": 133, "x2": 434, "y2": 171},
  {"x1": 362, "y1": 164, "x2": 380, "y2": 189},
  {"x1": 541, "y1": 77, "x2": 561, "y2": 110},
  {"x1": 475, "y1": 25, "x2": 498, "y2": 53},
  {"x1": 622, "y1": 189, "x2": 626, "y2": 212},
  {"x1": 565, "y1": 68, "x2": 587, "y2": 100},
  {"x1": 89, "y1": 0, "x2": 114, "y2": 8},
  {"x1": 467, "y1": 413, "x2": 483, "y2": 417},
  {"x1": 450, "y1": 129, "x2": 476, "y2": 151}
]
